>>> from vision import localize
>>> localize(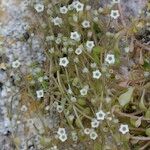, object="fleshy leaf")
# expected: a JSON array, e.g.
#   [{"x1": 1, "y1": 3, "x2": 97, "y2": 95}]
[
  {"x1": 118, "y1": 87, "x2": 135, "y2": 107},
  {"x1": 139, "y1": 89, "x2": 147, "y2": 111},
  {"x1": 145, "y1": 107, "x2": 150, "y2": 118},
  {"x1": 145, "y1": 128, "x2": 150, "y2": 136}
]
